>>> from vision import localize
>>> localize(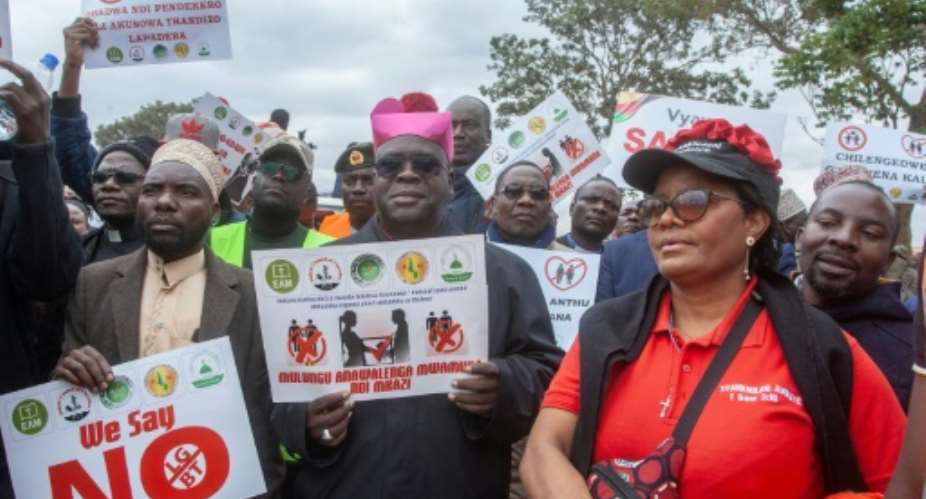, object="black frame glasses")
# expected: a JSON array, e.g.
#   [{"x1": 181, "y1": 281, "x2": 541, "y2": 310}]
[
  {"x1": 638, "y1": 188, "x2": 745, "y2": 226},
  {"x1": 499, "y1": 185, "x2": 551, "y2": 202},
  {"x1": 90, "y1": 170, "x2": 145, "y2": 185},
  {"x1": 259, "y1": 160, "x2": 305, "y2": 182},
  {"x1": 374, "y1": 156, "x2": 444, "y2": 178}
]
